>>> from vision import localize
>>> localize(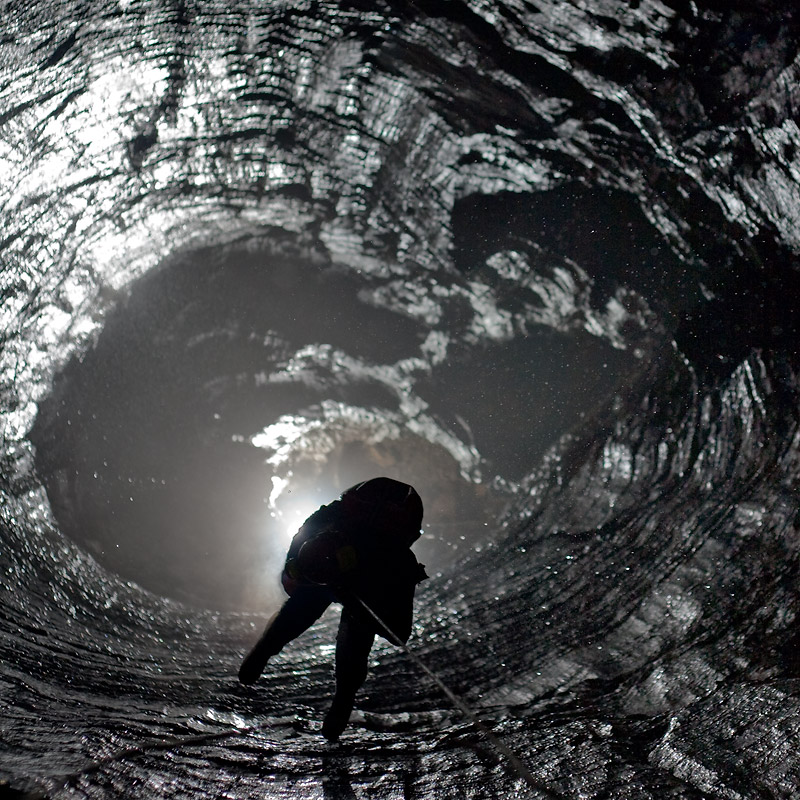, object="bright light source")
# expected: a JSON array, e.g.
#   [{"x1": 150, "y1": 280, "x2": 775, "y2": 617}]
[{"x1": 268, "y1": 474, "x2": 322, "y2": 547}]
